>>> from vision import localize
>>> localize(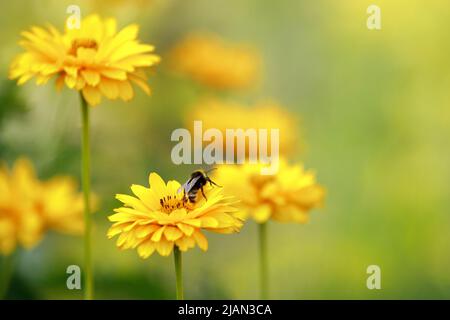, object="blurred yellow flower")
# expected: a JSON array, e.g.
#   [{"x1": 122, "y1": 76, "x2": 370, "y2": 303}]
[
  {"x1": 214, "y1": 159, "x2": 325, "y2": 224},
  {"x1": 170, "y1": 33, "x2": 261, "y2": 90},
  {"x1": 187, "y1": 98, "x2": 300, "y2": 156},
  {"x1": 38, "y1": 177, "x2": 86, "y2": 235},
  {"x1": 0, "y1": 158, "x2": 86, "y2": 255},
  {"x1": 107, "y1": 172, "x2": 242, "y2": 258},
  {"x1": 9, "y1": 14, "x2": 160, "y2": 106}
]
